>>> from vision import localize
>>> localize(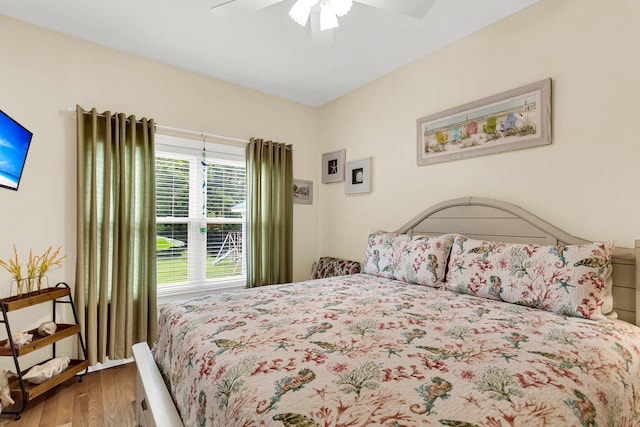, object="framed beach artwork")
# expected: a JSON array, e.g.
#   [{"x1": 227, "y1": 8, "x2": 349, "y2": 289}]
[
  {"x1": 293, "y1": 179, "x2": 313, "y2": 204},
  {"x1": 345, "y1": 158, "x2": 371, "y2": 195},
  {"x1": 322, "y1": 149, "x2": 345, "y2": 183},
  {"x1": 417, "y1": 78, "x2": 551, "y2": 166}
]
